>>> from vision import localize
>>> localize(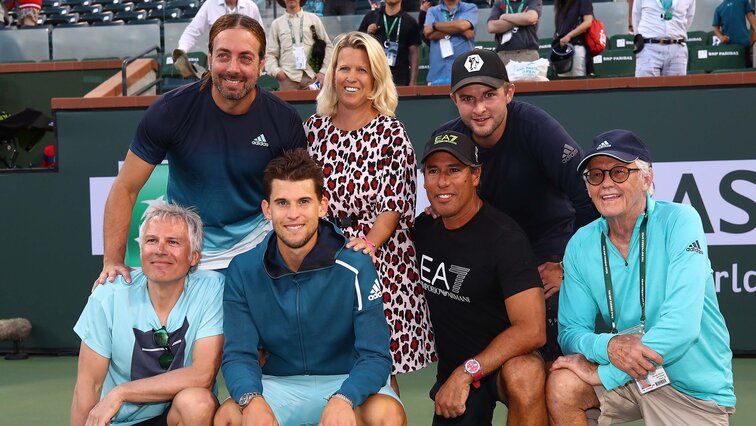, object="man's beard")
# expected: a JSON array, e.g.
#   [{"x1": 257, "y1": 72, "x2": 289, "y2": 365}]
[{"x1": 212, "y1": 71, "x2": 254, "y2": 101}]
